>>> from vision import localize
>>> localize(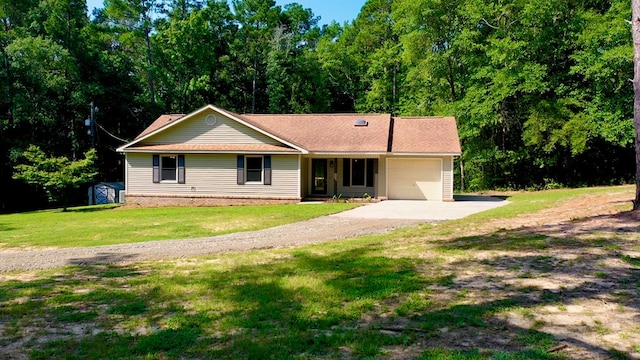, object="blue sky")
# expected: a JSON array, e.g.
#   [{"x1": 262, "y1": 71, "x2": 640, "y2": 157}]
[{"x1": 85, "y1": 0, "x2": 366, "y2": 25}]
